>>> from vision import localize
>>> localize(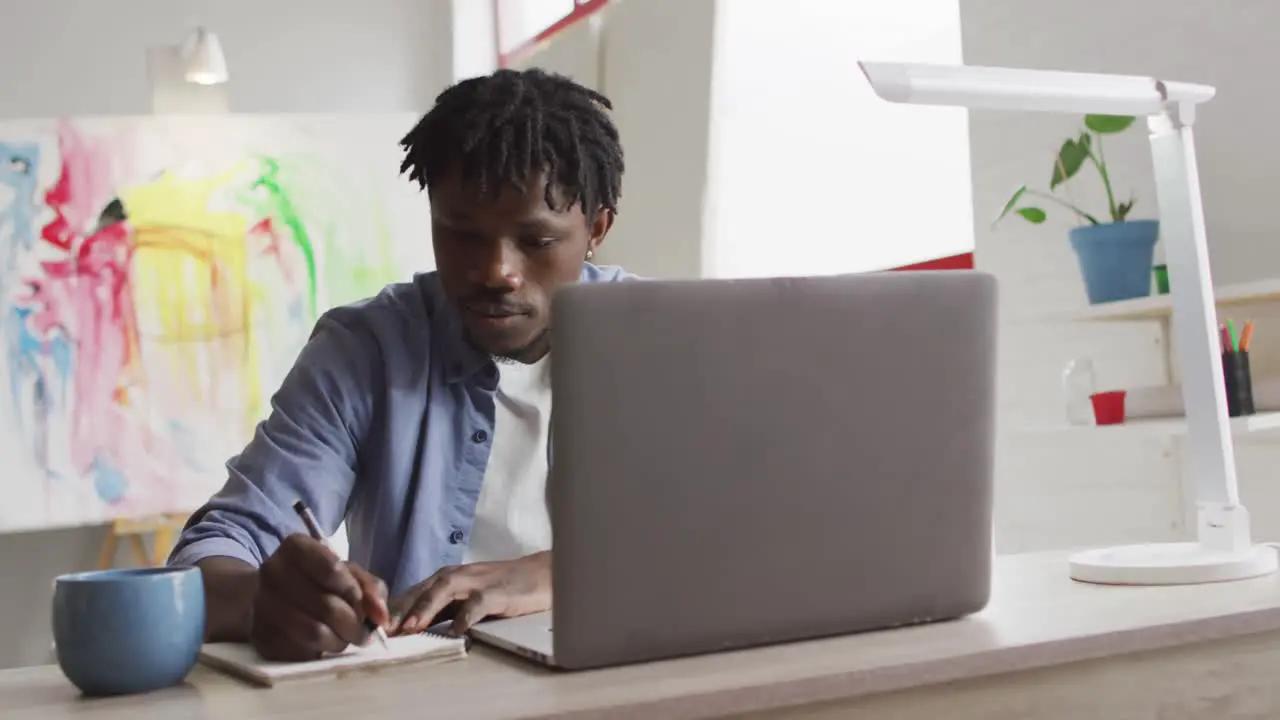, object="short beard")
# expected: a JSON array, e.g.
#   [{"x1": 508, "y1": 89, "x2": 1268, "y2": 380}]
[{"x1": 492, "y1": 327, "x2": 552, "y2": 364}]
